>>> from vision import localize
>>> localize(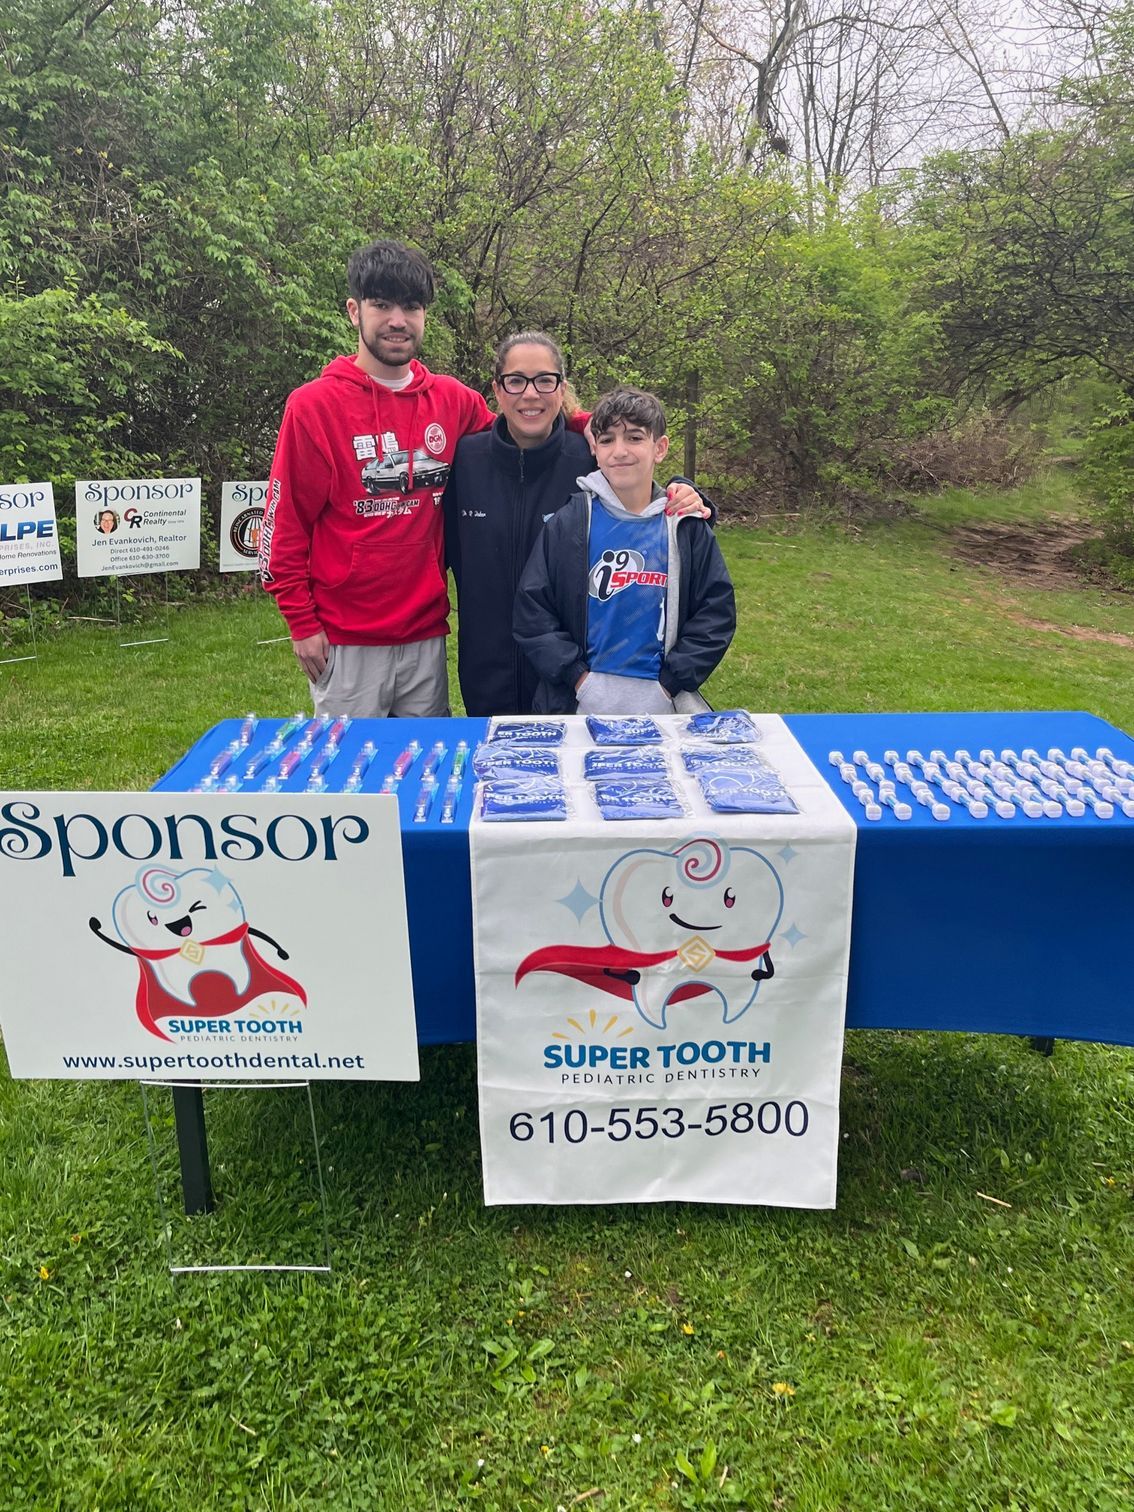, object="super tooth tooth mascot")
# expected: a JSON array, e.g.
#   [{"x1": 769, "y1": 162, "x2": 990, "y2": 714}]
[
  {"x1": 89, "y1": 865, "x2": 306, "y2": 1041},
  {"x1": 515, "y1": 837, "x2": 783, "y2": 1030}
]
